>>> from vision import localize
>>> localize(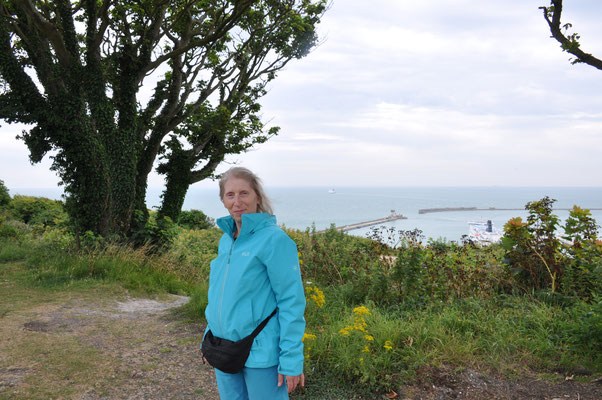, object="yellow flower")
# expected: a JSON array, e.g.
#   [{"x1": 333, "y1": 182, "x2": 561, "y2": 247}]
[
  {"x1": 359, "y1": 357, "x2": 364, "y2": 363},
  {"x1": 302, "y1": 333, "x2": 317, "y2": 342},
  {"x1": 306, "y1": 286, "x2": 325, "y2": 308},
  {"x1": 384, "y1": 340, "x2": 393, "y2": 351},
  {"x1": 352, "y1": 306, "x2": 371, "y2": 316},
  {"x1": 362, "y1": 345, "x2": 370, "y2": 353},
  {"x1": 364, "y1": 335, "x2": 374, "y2": 341},
  {"x1": 352, "y1": 323, "x2": 367, "y2": 333},
  {"x1": 338, "y1": 328, "x2": 350, "y2": 336}
]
